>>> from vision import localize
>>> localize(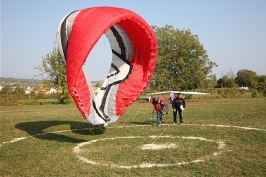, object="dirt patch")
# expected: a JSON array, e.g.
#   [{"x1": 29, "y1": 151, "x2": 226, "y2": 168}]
[{"x1": 140, "y1": 143, "x2": 177, "y2": 150}]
